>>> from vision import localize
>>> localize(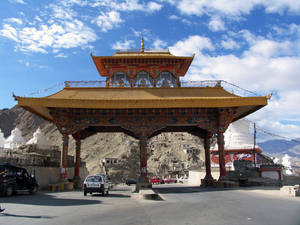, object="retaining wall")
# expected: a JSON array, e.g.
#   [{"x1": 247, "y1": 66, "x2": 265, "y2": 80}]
[{"x1": 22, "y1": 166, "x2": 89, "y2": 190}]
